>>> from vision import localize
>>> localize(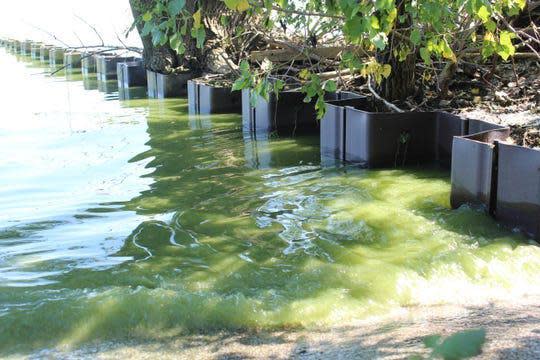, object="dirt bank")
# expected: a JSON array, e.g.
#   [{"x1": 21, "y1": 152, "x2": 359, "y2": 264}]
[{"x1": 19, "y1": 296, "x2": 540, "y2": 360}]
